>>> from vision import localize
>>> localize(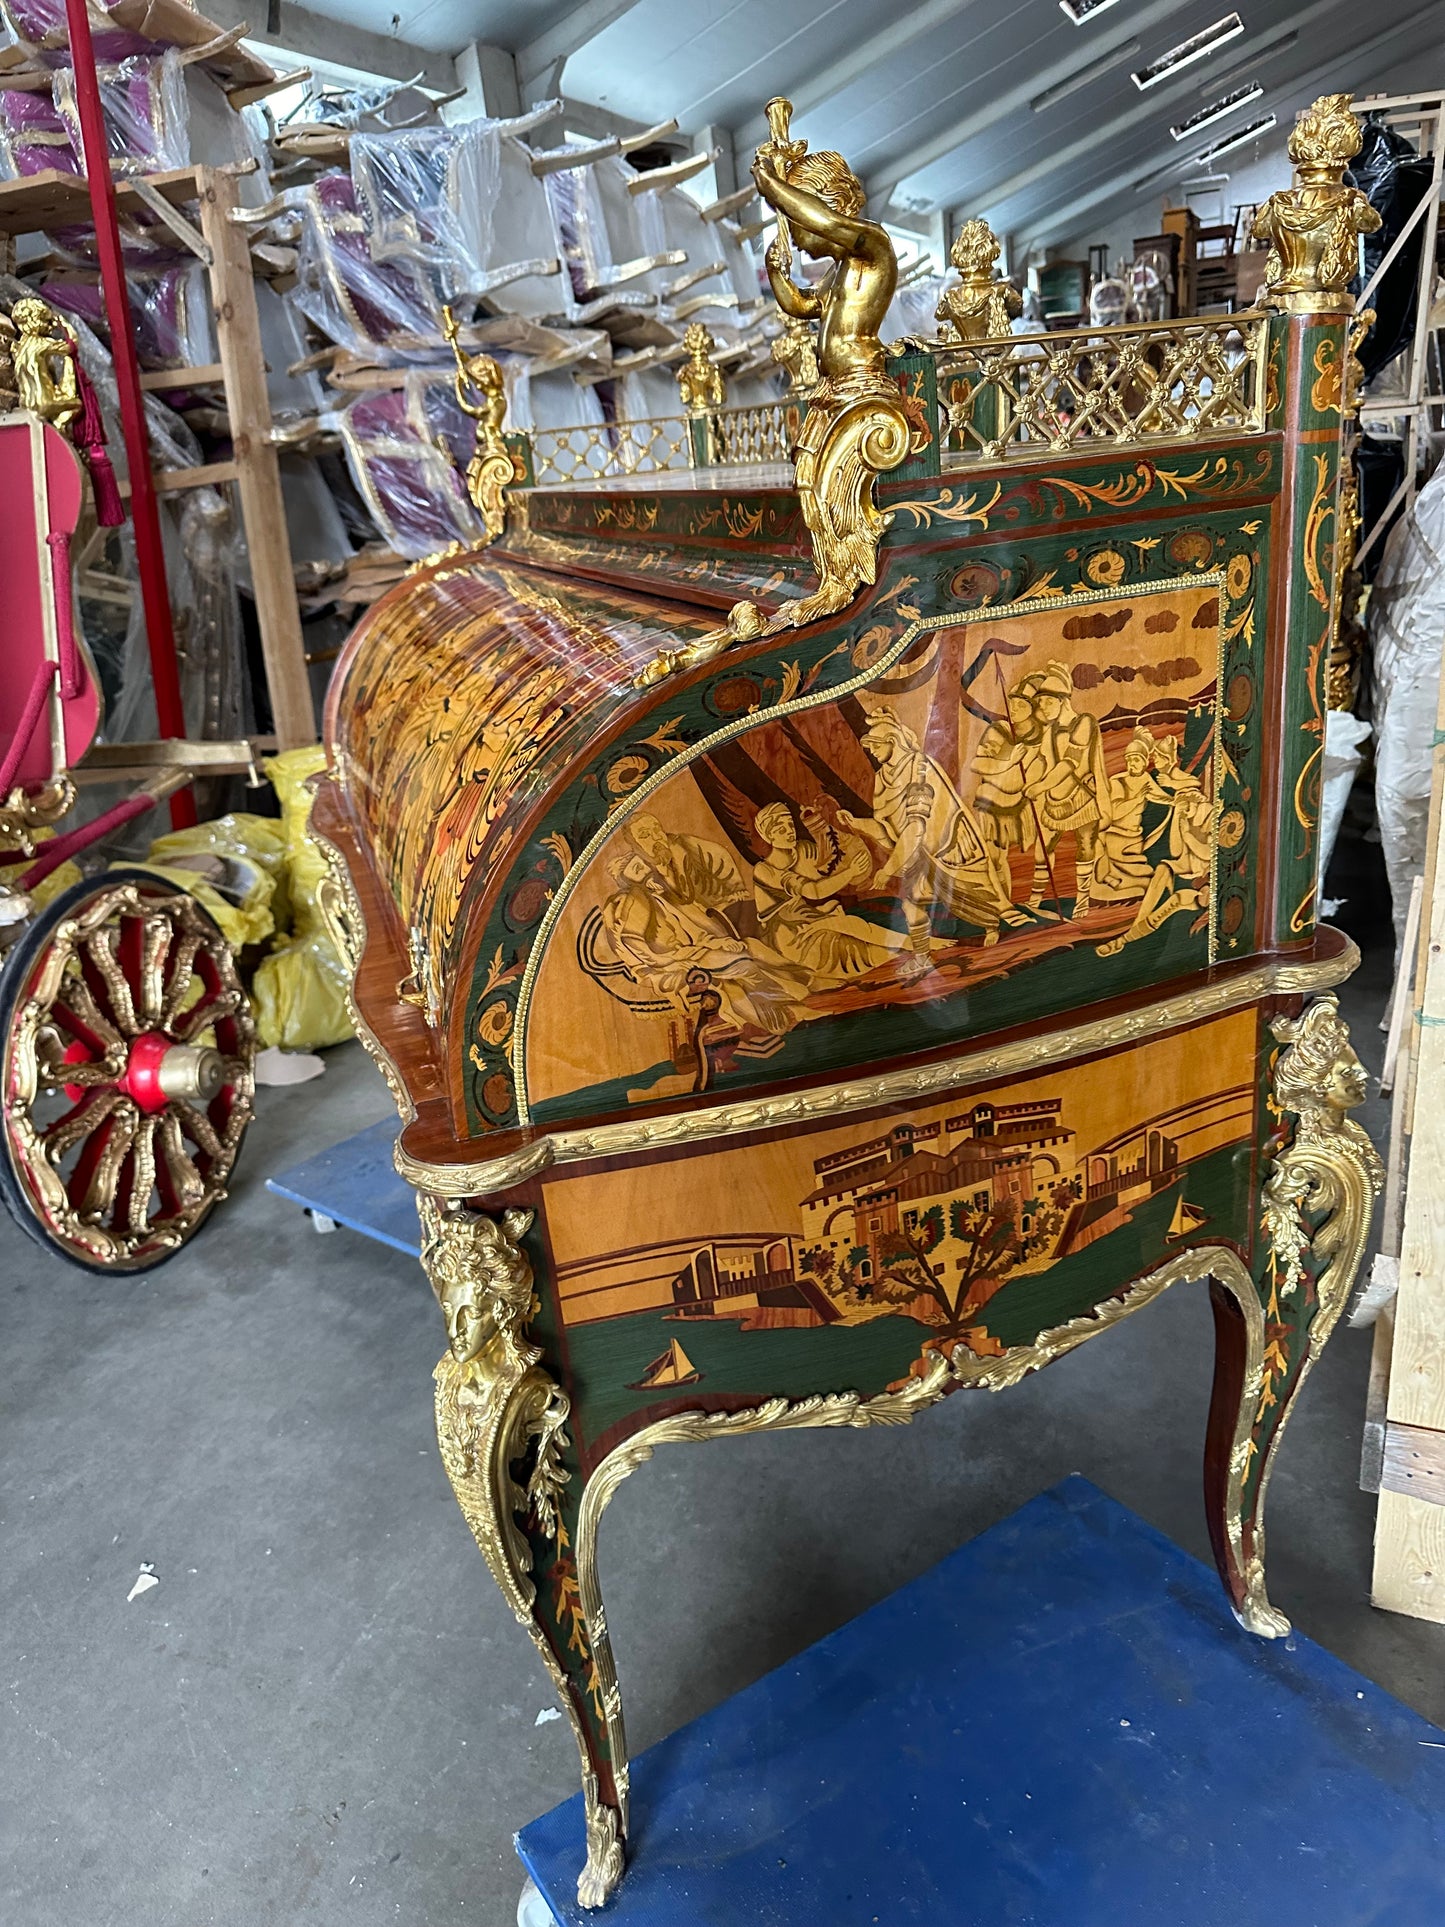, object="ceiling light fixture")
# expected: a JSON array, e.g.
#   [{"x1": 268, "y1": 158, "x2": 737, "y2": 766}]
[
  {"x1": 1132, "y1": 13, "x2": 1246, "y2": 90},
  {"x1": 1204, "y1": 28, "x2": 1296, "y2": 92},
  {"x1": 1171, "y1": 83, "x2": 1263, "y2": 139},
  {"x1": 1031, "y1": 39, "x2": 1142, "y2": 111},
  {"x1": 1132, "y1": 160, "x2": 1235, "y2": 194},
  {"x1": 1191, "y1": 111, "x2": 1277, "y2": 162},
  {"x1": 1059, "y1": 0, "x2": 1121, "y2": 21}
]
